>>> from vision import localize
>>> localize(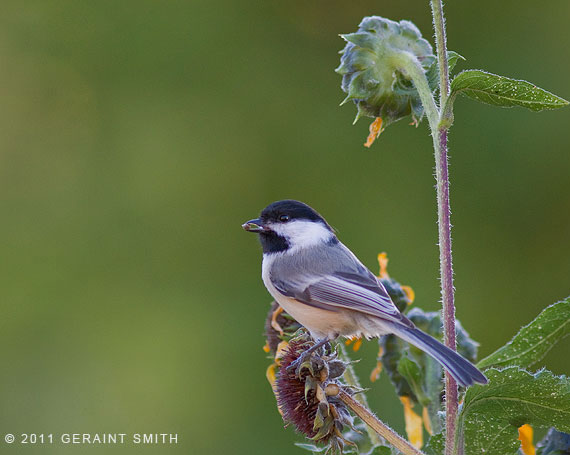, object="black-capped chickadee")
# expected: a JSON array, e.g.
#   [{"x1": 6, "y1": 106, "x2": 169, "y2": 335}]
[{"x1": 243, "y1": 199, "x2": 487, "y2": 387}]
